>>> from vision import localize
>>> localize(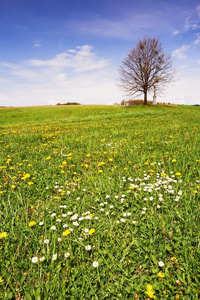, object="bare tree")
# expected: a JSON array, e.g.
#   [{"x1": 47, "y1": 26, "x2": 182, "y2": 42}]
[{"x1": 119, "y1": 37, "x2": 174, "y2": 105}]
